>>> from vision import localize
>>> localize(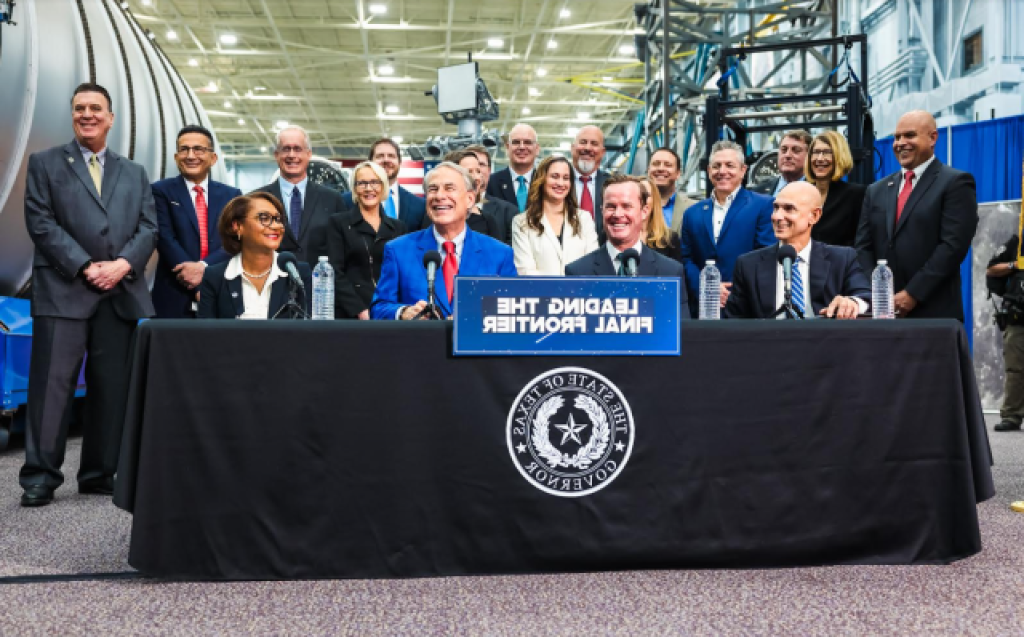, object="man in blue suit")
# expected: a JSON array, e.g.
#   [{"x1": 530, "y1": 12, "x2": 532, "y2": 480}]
[
  {"x1": 342, "y1": 138, "x2": 425, "y2": 229},
  {"x1": 680, "y1": 140, "x2": 775, "y2": 317},
  {"x1": 725, "y1": 182, "x2": 870, "y2": 319},
  {"x1": 371, "y1": 162, "x2": 517, "y2": 320},
  {"x1": 152, "y1": 125, "x2": 241, "y2": 318}
]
